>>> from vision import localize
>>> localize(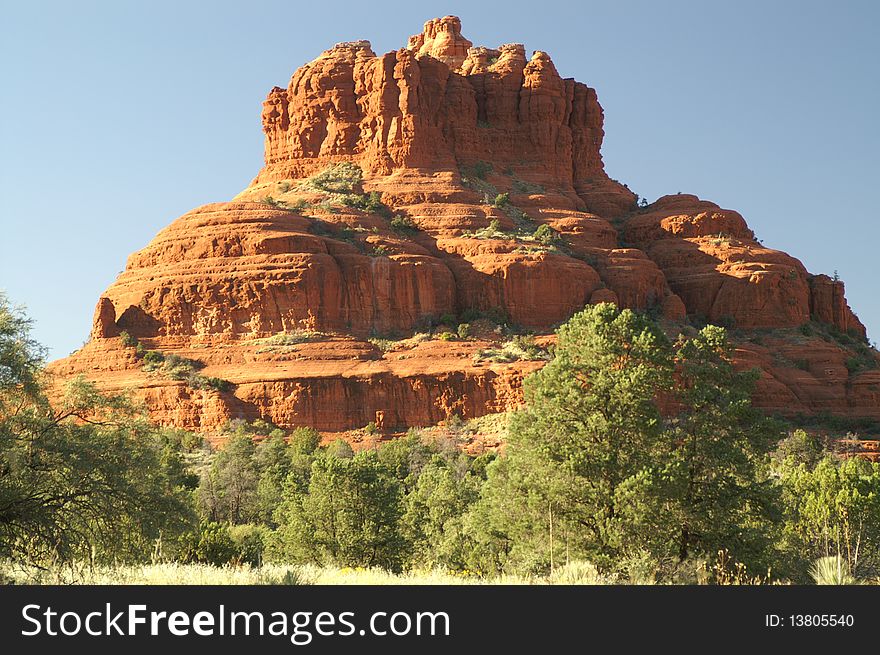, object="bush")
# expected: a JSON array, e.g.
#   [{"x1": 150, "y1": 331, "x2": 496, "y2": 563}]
[
  {"x1": 119, "y1": 331, "x2": 138, "y2": 348},
  {"x1": 457, "y1": 323, "x2": 470, "y2": 339},
  {"x1": 475, "y1": 335, "x2": 549, "y2": 363},
  {"x1": 810, "y1": 555, "x2": 855, "y2": 585},
  {"x1": 341, "y1": 191, "x2": 388, "y2": 215},
  {"x1": 390, "y1": 213, "x2": 417, "y2": 233},
  {"x1": 228, "y1": 524, "x2": 268, "y2": 567},
  {"x1": 189, "y1": 375, "x2": 233, "y2": 393},
  {"x1": 141, "y1": 350, "x2": 165, "y2": 370},
  {"x1": 162, "y1": 353, "x2": 203, "y2": 380},
  {"x1": 493, "y1": 193, "x2": 509, "y2": 207},
  {"x1": 533, "y1": 224, "x2": 561, "y2": 246},
  {"x1": 304, "y1": 163, "x2": 363, "y2": 194},
  {"x1": 179, "y1": 522, "x2": 238, "y2": 566}
]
